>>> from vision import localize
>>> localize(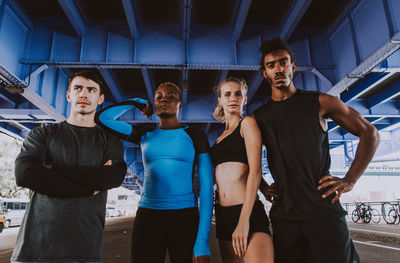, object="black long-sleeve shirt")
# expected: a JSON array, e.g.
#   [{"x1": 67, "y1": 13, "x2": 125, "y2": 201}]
[{"x1": 12, "y1": 121, "x2": 126, "y2": 262}]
